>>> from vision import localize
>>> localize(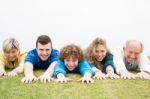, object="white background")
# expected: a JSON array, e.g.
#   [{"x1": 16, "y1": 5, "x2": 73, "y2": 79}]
[{"x1": 0, "y1": 0, "x2": 150, "y2": 55}]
